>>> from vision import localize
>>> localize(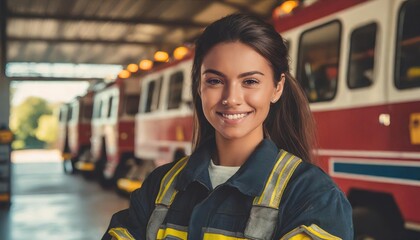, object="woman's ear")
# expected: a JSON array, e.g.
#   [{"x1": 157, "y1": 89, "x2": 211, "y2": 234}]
[{"x1": 271, "y1": 74, "x2": 285, "y2": 103}]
